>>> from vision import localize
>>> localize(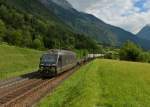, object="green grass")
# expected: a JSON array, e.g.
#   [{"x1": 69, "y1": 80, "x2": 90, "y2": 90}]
[
  {"x1": 0, "y1": 44, "x2": 42, "y2": 80},
  {"x1": 37, "y1": 59, "x2": 150, "y2": 107}
]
